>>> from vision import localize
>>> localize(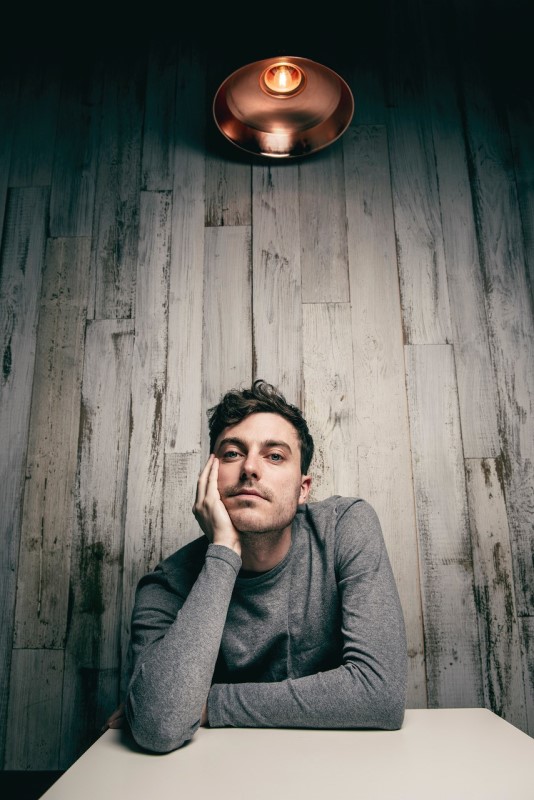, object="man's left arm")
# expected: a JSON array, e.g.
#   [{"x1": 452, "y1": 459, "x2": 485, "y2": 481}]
[{"x1": 206, "y1": 500, "x2": 408, "y2": 731}]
